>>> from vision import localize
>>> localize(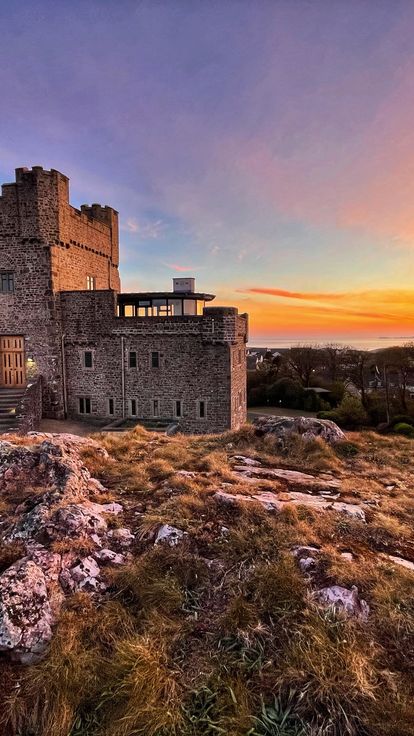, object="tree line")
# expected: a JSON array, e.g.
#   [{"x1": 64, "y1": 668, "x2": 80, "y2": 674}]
[{"x1": 248, "y1": 343, "x2": 414, "y2": 430}]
